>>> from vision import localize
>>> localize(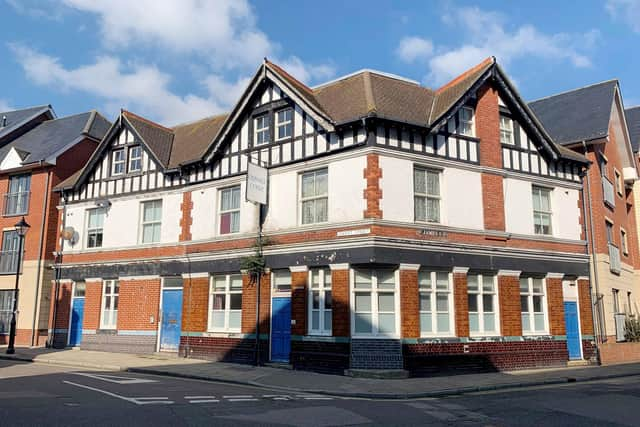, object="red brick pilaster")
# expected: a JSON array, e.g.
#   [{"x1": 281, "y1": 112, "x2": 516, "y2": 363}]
[
  {"x1": 399, "y1": 264, "x2": 419, "y2": 338},
  {"x1": 179, "y1": 191, "x2": 193, "y2": 242},
  {"x1": 577, "y1": 277, "x2": 594, "y2": 335},
  {"x1": 497, "y1": 271, "x2": 522, "y2": 336},
  {"x1": 331, "y1": 264, "x2": 350, "y2": 337},
  {"x1": 546, "y1": 274, "x2": 565, "y2": 336},
  {"x1": 182, "y1": 275, "x2": 209, "y2": 333},
  {"x1": 453, "y1": 267, "x2": 469, "y2": 337},
  {"x1": 476, "y1": 83, "x2": 501, "y2": 168},
  {"x1": 363, "y1": 153, "x2": 382, "y2": 219},
  {"x1": 481, "y1": 173, "x2": 506, "y2": 231},
  {"x1": 241, "y1": 270, "x2": 272, "y2": 335},
  {"x1": 290, "y1": 267, "x2": 308, "y2": 336},
  {"x1": 83, "y1": 280, "x2": 102, "y2": 330}
]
